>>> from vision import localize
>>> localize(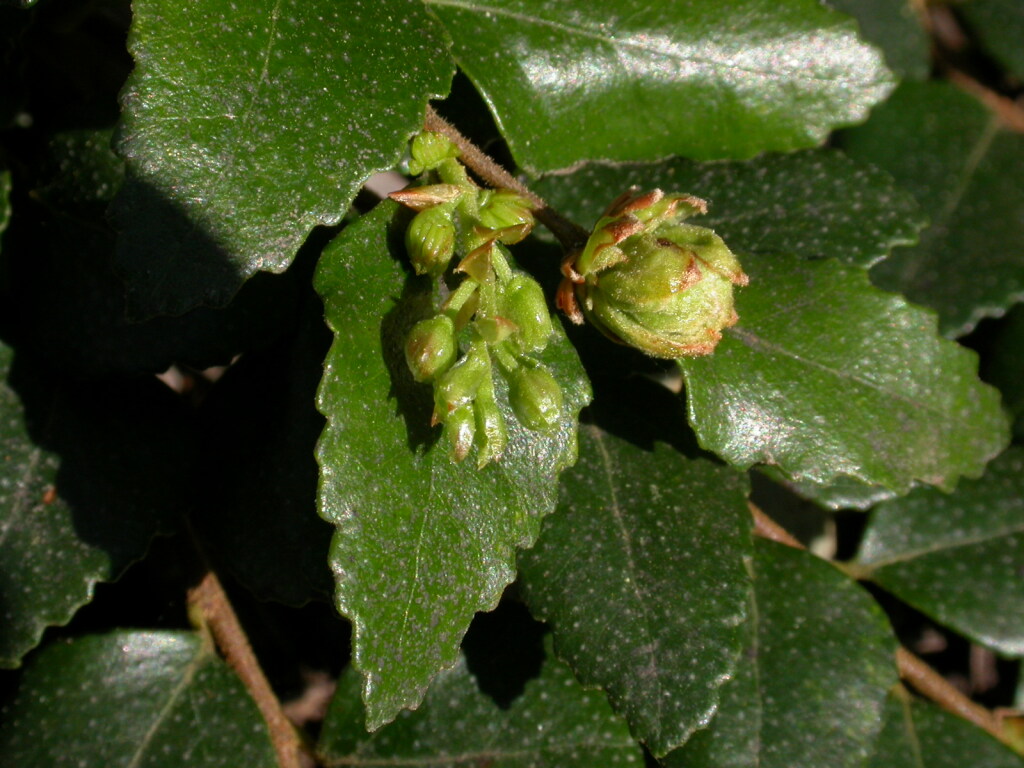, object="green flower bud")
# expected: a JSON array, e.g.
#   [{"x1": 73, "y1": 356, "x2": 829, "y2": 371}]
[
  {"x1": 443, "y1": 404, "x2": 476, "y2": 463},
  {"x1": 477, "y1": 190, "x2": 535, "y2": 238},
  {"x1": 473, "y1": 381, "x2": 507, "y2": 468},
  {"x1": 407, "y1": 205, "x2": 456, "y2": 276},
  {"x1": 507, "y1": 365, "x2": 563, "y2": 432},
  {"x1": 405, "y1": 315, "x2": 457, "y2": 383},
  {"x1": 433, "y1": 343, "x2": 489, "y2": 418},
  {"x1": 409, "y1": 131, "x2": 459, "y2": 176},
  {"x1": 581, "y1": 225, "x2": 747, "y2": 358},
  {"x1": 501, "y1": 273, "x2": 553, "y2": 354},
  {"x1": 562, "y1": 189, "x2": 747, "y2": 359}
]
